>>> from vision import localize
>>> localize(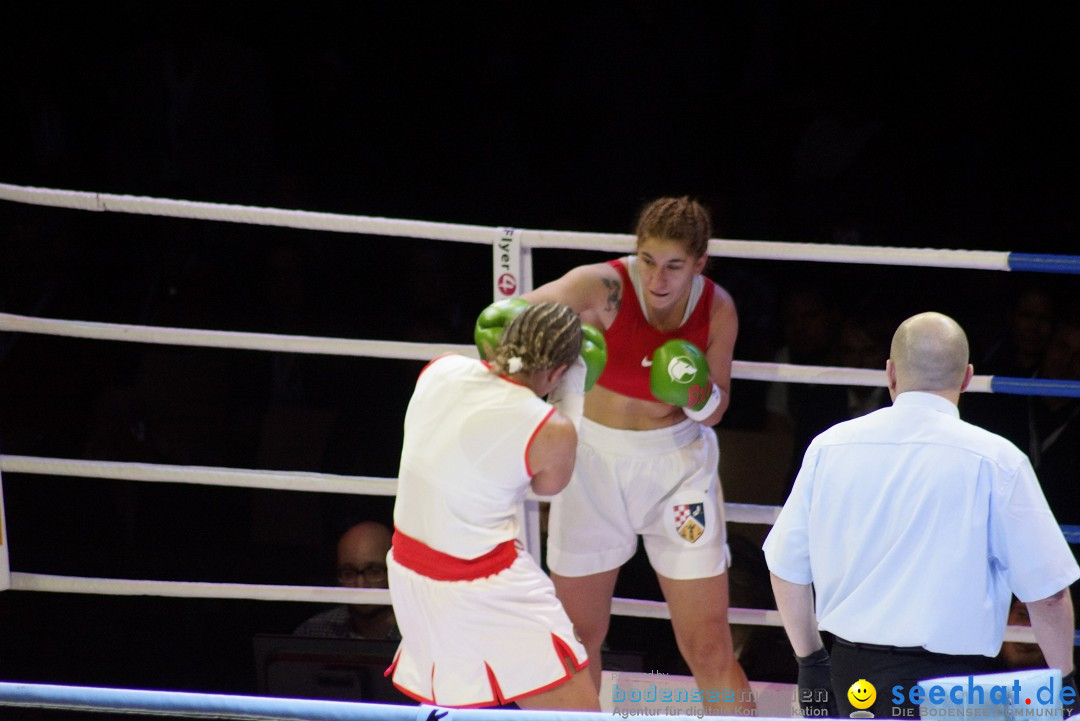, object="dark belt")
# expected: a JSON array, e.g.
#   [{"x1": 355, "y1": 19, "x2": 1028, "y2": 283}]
[{"x1": 833, "y1": 636, "x2": 931, "y2": 656}]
